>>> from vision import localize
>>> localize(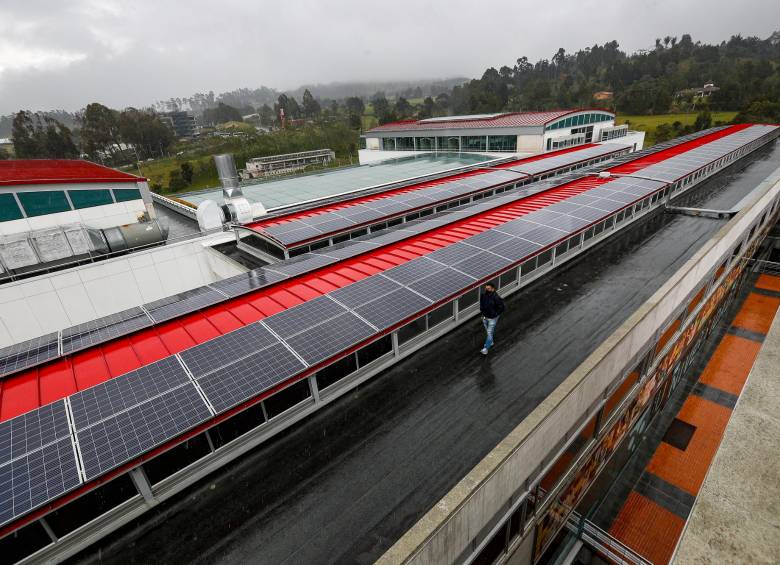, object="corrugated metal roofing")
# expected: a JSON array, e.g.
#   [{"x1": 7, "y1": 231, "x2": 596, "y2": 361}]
[
  {"x1": 365, "y1": 109, "x2": 613, "y2": 133},
  {"x1": 0, "y1": 160, "x2": 143, "y2": 186},
  {"x1": 0, "y1": 124, "x2": 752, "y2": 425}
]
